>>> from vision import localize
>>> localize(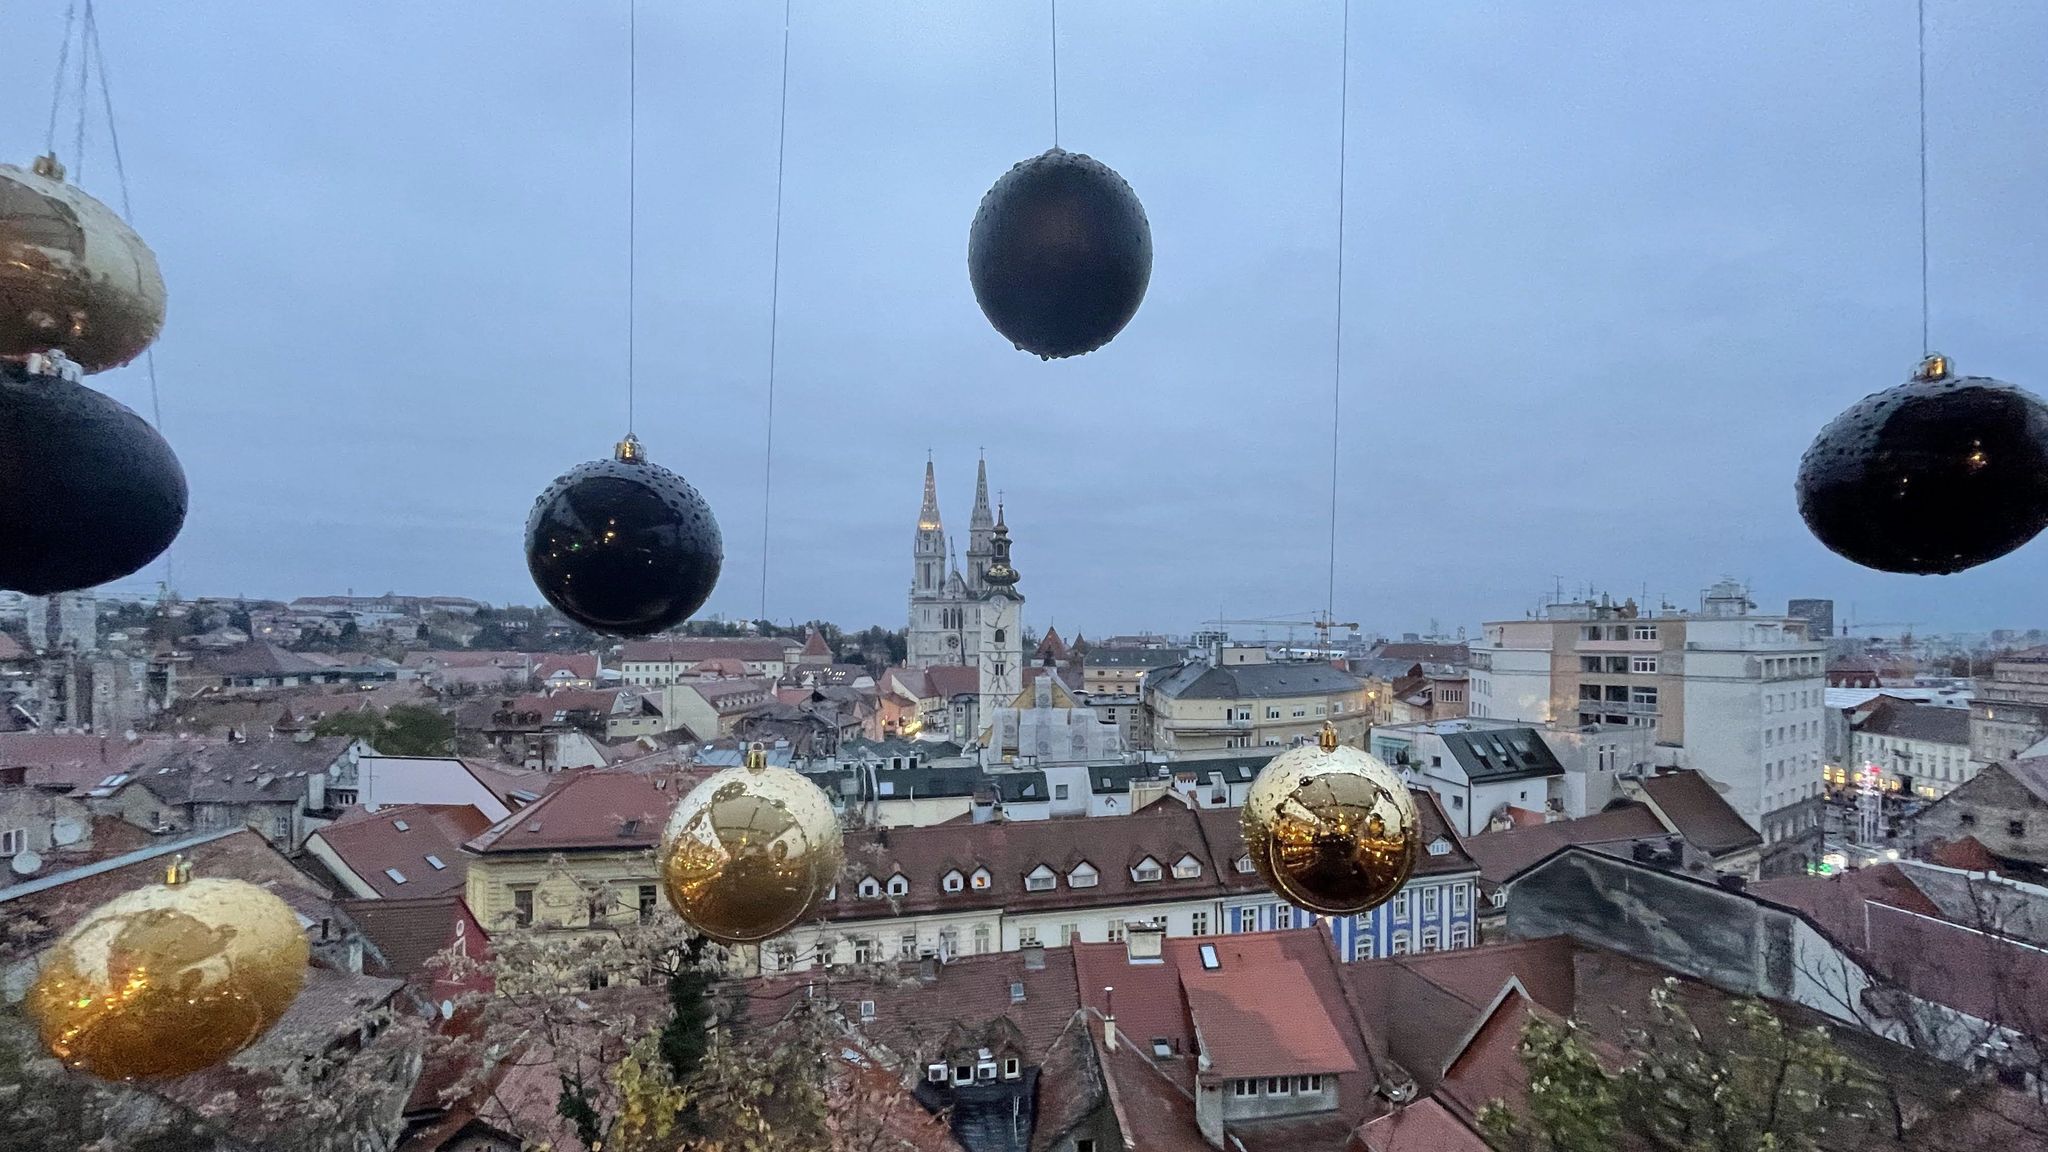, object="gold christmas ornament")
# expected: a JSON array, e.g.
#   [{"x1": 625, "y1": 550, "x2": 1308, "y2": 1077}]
[
  {"x1": 659, "y1": 742, "x2": 843, "y2": 945},
  {"x1": 24, "y1": 857, "x2": 308, "y2": 1080},
  {"x1": 0, "y1": 154, "x2": 167, "y2": 374},
  {"x1": 1241, "y1": 724, "x2": 1420, "y2": 916}
]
